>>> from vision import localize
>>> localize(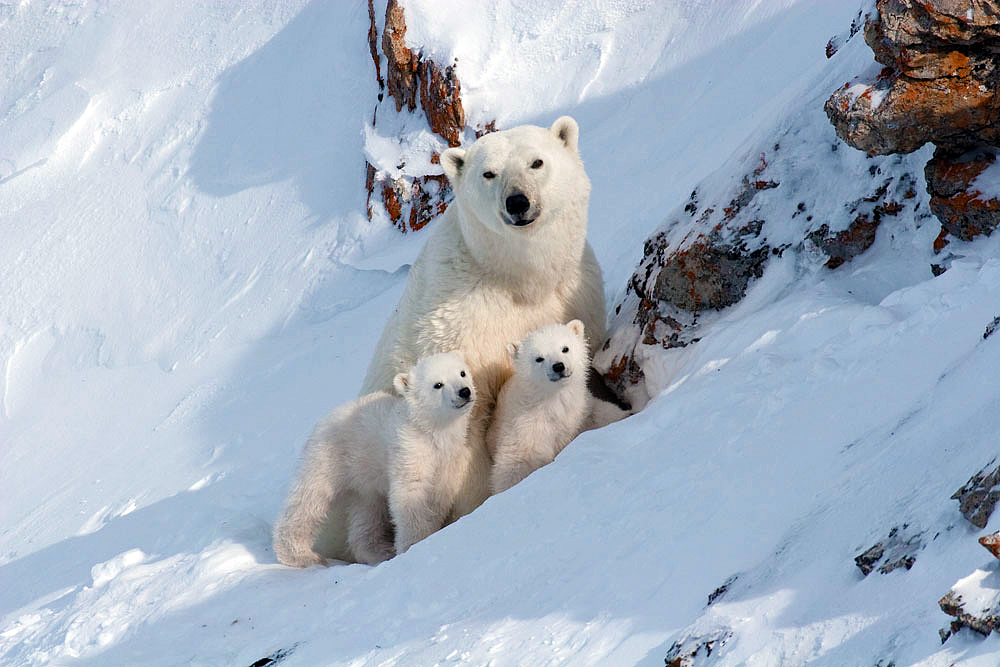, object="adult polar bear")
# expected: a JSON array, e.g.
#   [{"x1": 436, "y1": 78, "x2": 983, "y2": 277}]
[{"x1": 361, "y1": 116, "x2": 606, "y2": 517}]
